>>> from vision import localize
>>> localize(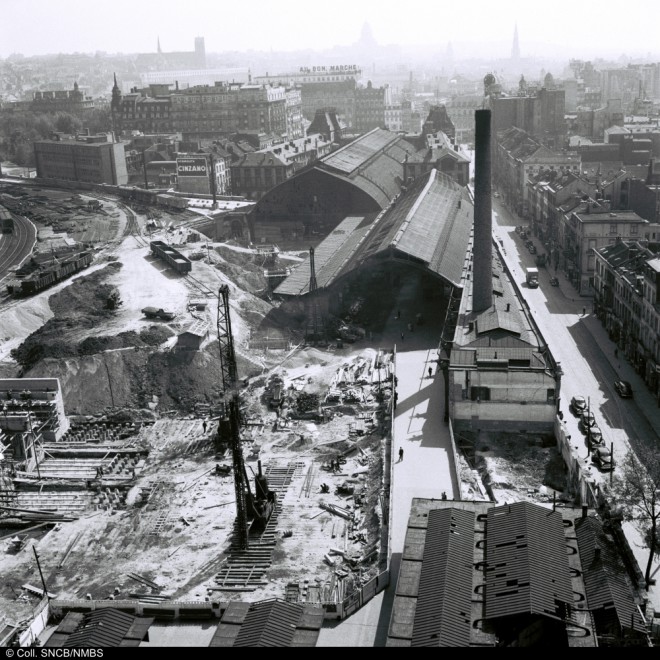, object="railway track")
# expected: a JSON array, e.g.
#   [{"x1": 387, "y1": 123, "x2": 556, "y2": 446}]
[{"x1": 213, "y1": 462, "x2": 303, "y2": 591}]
